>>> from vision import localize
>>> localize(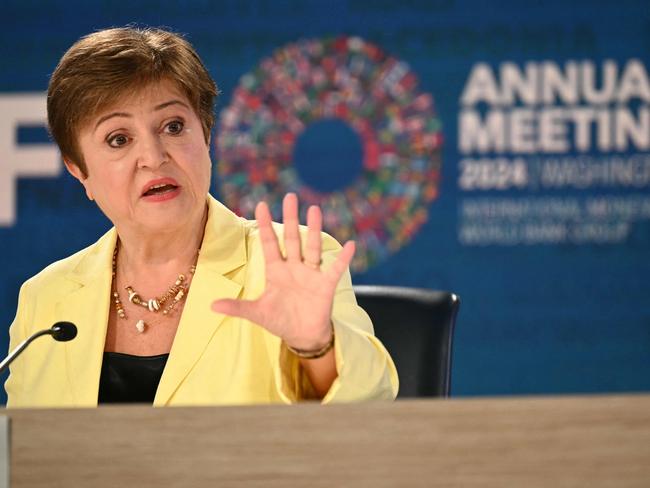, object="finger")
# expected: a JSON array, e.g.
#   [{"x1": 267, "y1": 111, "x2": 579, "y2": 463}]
[
  {"x1": 282, "y1": 193, "x2": 302, "y2": 262},
  {"x1": 304, "y1": 205, "x2": 322, "y2": 268},
  {"x1": 326, "y1": 241, "x2": 356, "y2": 283},
  {"x1": 211, "y1": 298, "x2": 260, "y2": 323},
  {"x1": 255, "y1": 201, "x2": 283, "y2": 264}
]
